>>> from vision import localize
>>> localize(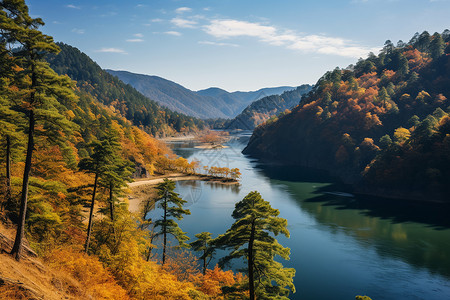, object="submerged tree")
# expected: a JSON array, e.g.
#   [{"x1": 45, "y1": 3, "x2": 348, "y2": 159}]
[
  {"x1": 154, "y1": 179, "x2": 190, "y2": 265},
  {"x1": 1, "y1": 0, "x2": 77, "y2": 260},
  {"x1": 215, "y1": 191, "x2": 295, "y2": 300}
]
